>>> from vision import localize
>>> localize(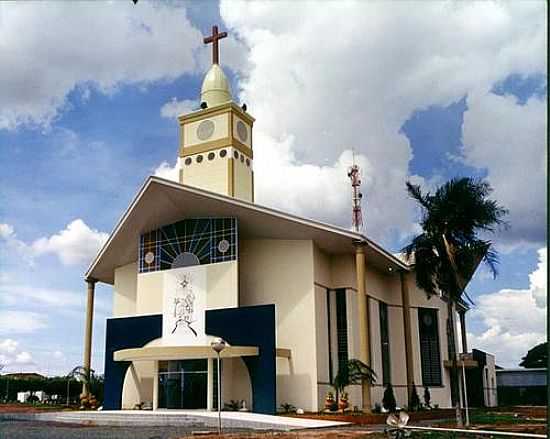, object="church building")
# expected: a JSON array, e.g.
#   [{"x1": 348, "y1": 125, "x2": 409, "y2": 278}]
[{"x1": 82, "y1": 26, "x2": 473, "y2": 414}]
